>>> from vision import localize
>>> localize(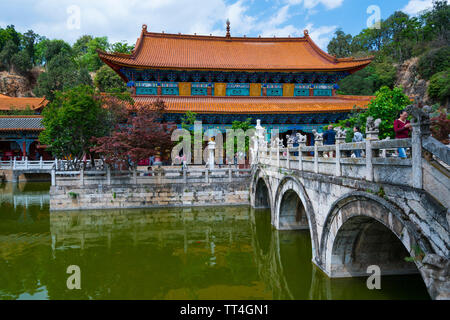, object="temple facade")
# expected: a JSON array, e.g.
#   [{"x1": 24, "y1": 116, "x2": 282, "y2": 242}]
[
  {"x1": 0, "y1": 95, "x2": 48, "y2": 160},
  {"x1": 98, "y1": 24, "x2": 374, "y2": 142}
]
